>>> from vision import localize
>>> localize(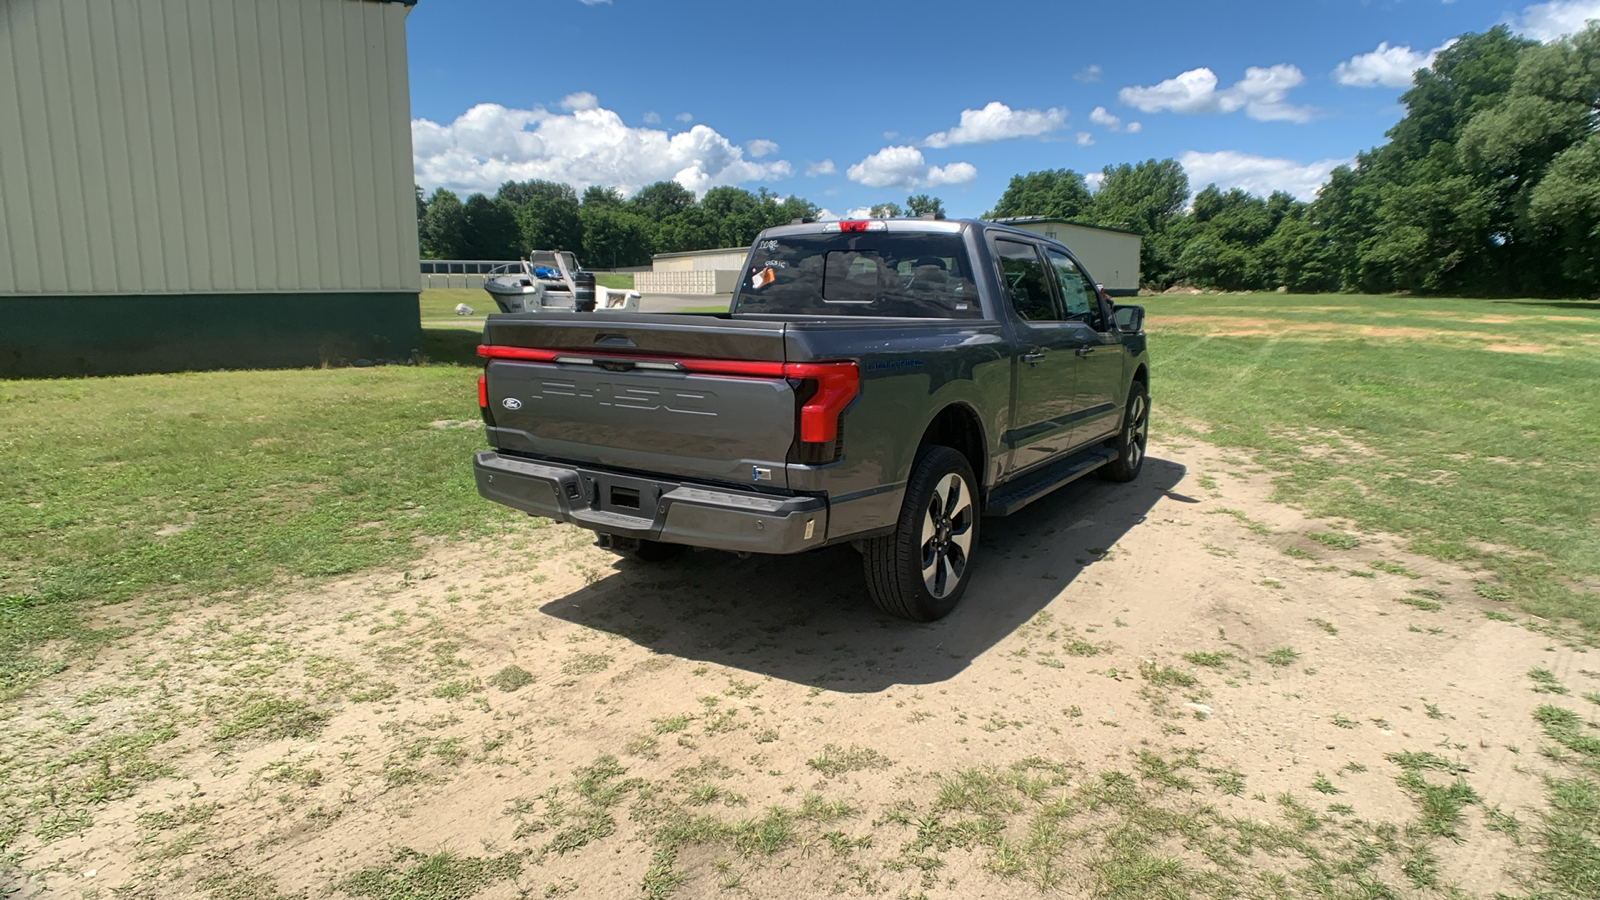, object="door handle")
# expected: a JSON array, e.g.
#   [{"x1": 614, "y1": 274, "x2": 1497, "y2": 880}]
[
  {"x1": 1021, "y1": 350, "x2": 1046, "y2": 365},
  {"x1": 1075, "y1": 347, "x2": 1095, "y2": 357}
]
